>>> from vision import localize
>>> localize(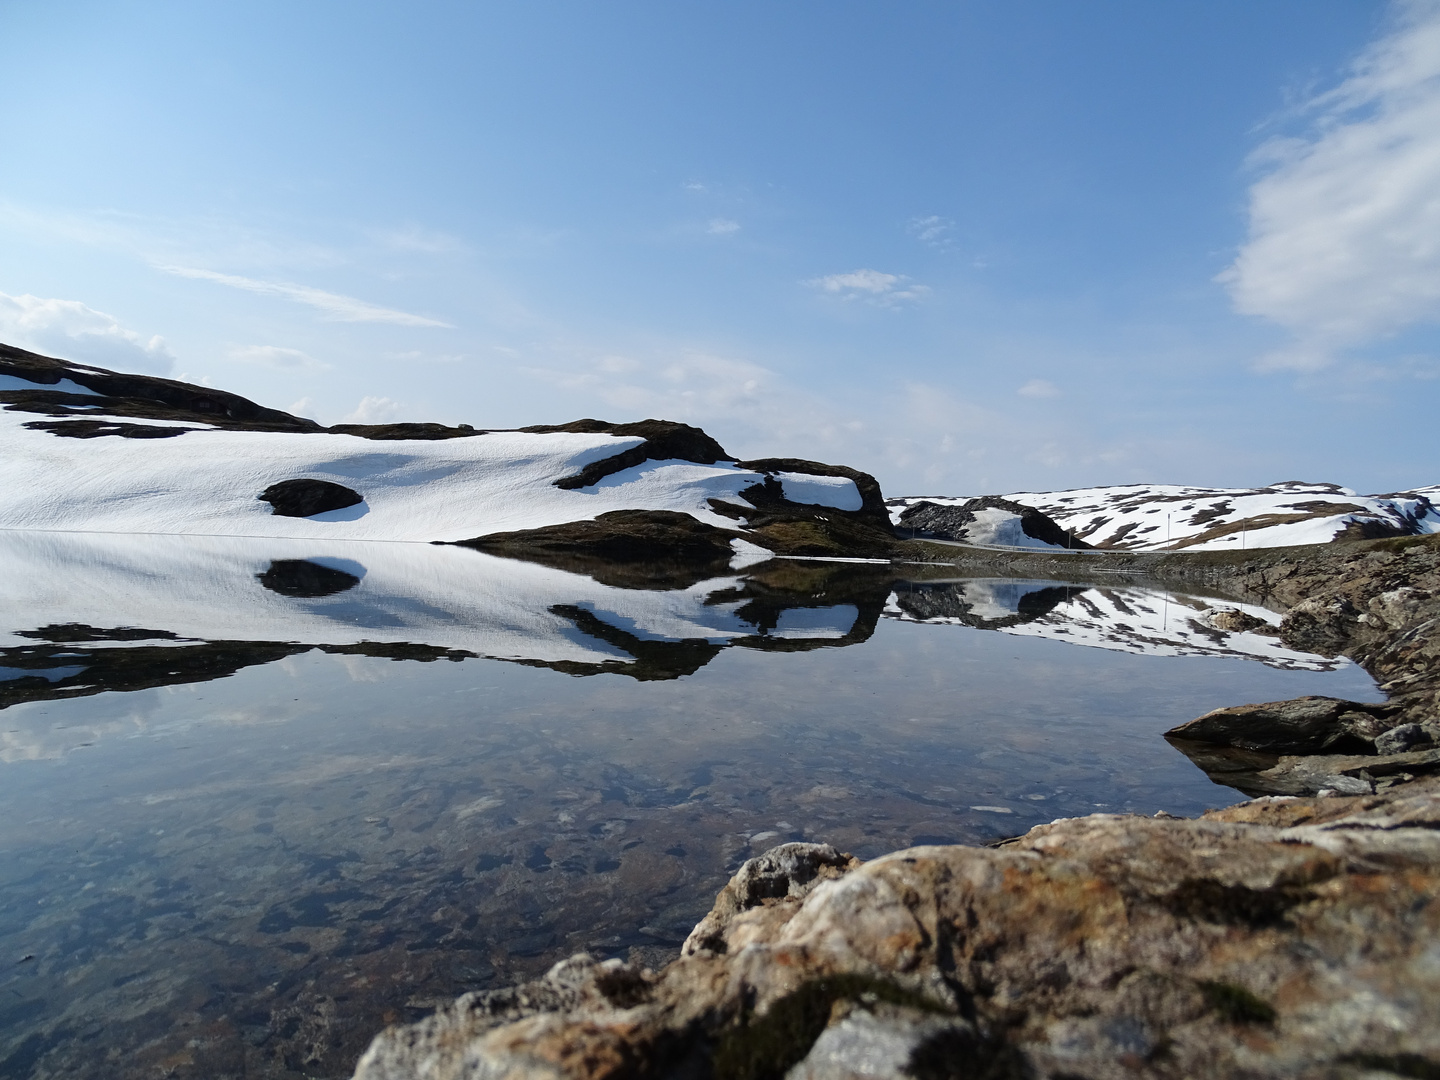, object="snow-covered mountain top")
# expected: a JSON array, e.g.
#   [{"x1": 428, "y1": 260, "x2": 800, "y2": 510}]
[{"x1": 889, "y1": 481, "x2": 1439, "y2": 552}]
